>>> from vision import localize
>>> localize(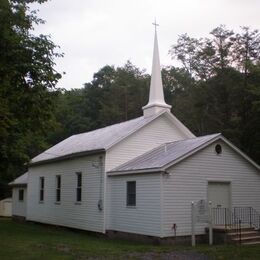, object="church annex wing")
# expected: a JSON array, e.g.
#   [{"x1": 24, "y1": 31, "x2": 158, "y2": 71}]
[{"x1": 108, "y1": 133, "x2": 260, "y2": 175}]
